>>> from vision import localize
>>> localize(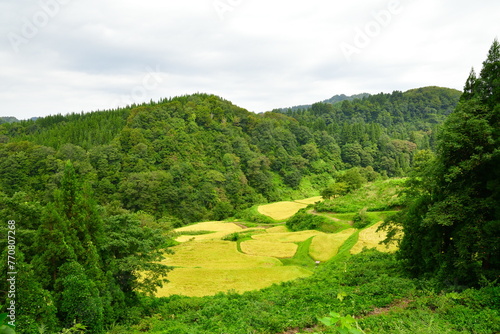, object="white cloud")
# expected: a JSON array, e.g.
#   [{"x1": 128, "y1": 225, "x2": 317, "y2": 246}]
[{"x1": 1, "y1": 0, "x2": 499, "y2": 119}]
